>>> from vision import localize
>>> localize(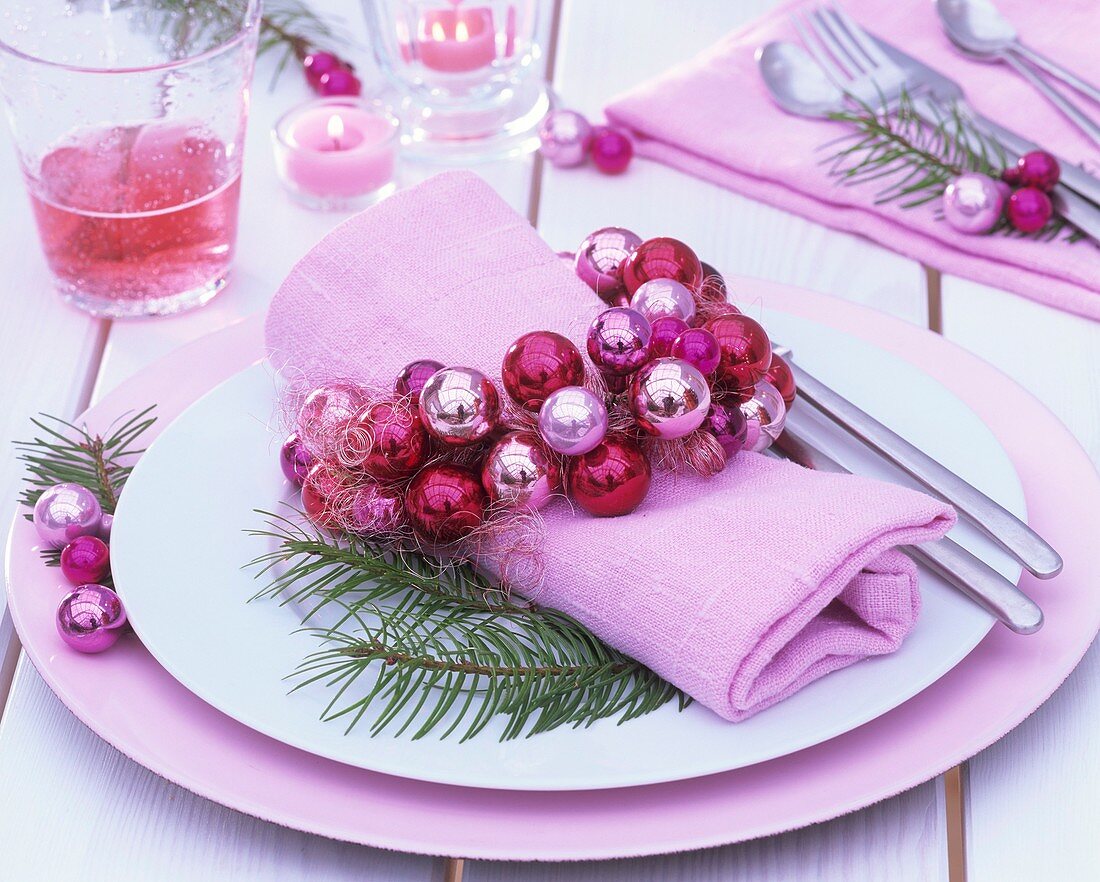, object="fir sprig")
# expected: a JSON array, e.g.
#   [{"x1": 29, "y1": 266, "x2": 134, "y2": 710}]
[
  {"x1": 825, "y1": 92, "x2": 1074, "y2": 240},
  {"x1": 248, "y1": 511, "x2": 686, "y2": 742}
]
